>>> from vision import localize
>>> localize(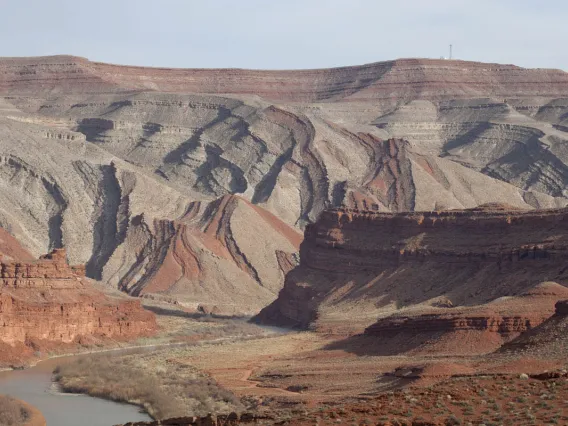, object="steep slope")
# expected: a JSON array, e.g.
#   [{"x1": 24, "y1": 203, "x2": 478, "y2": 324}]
[
  {"x1": 2, "y1": 55, "x2": 568, "y2": 311},
  {"x1": 256, "y1": 204, "x2": 568, "y2": 334},
  {"x1": 0, "y1": 228, "x2": 34, "y2": 262},
  {"x1": 104, "y1": 195, "x2": 301, "y2": 314},
  {"x1": 0, "y1": 242, "x2": 157, "y2": 365}
]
